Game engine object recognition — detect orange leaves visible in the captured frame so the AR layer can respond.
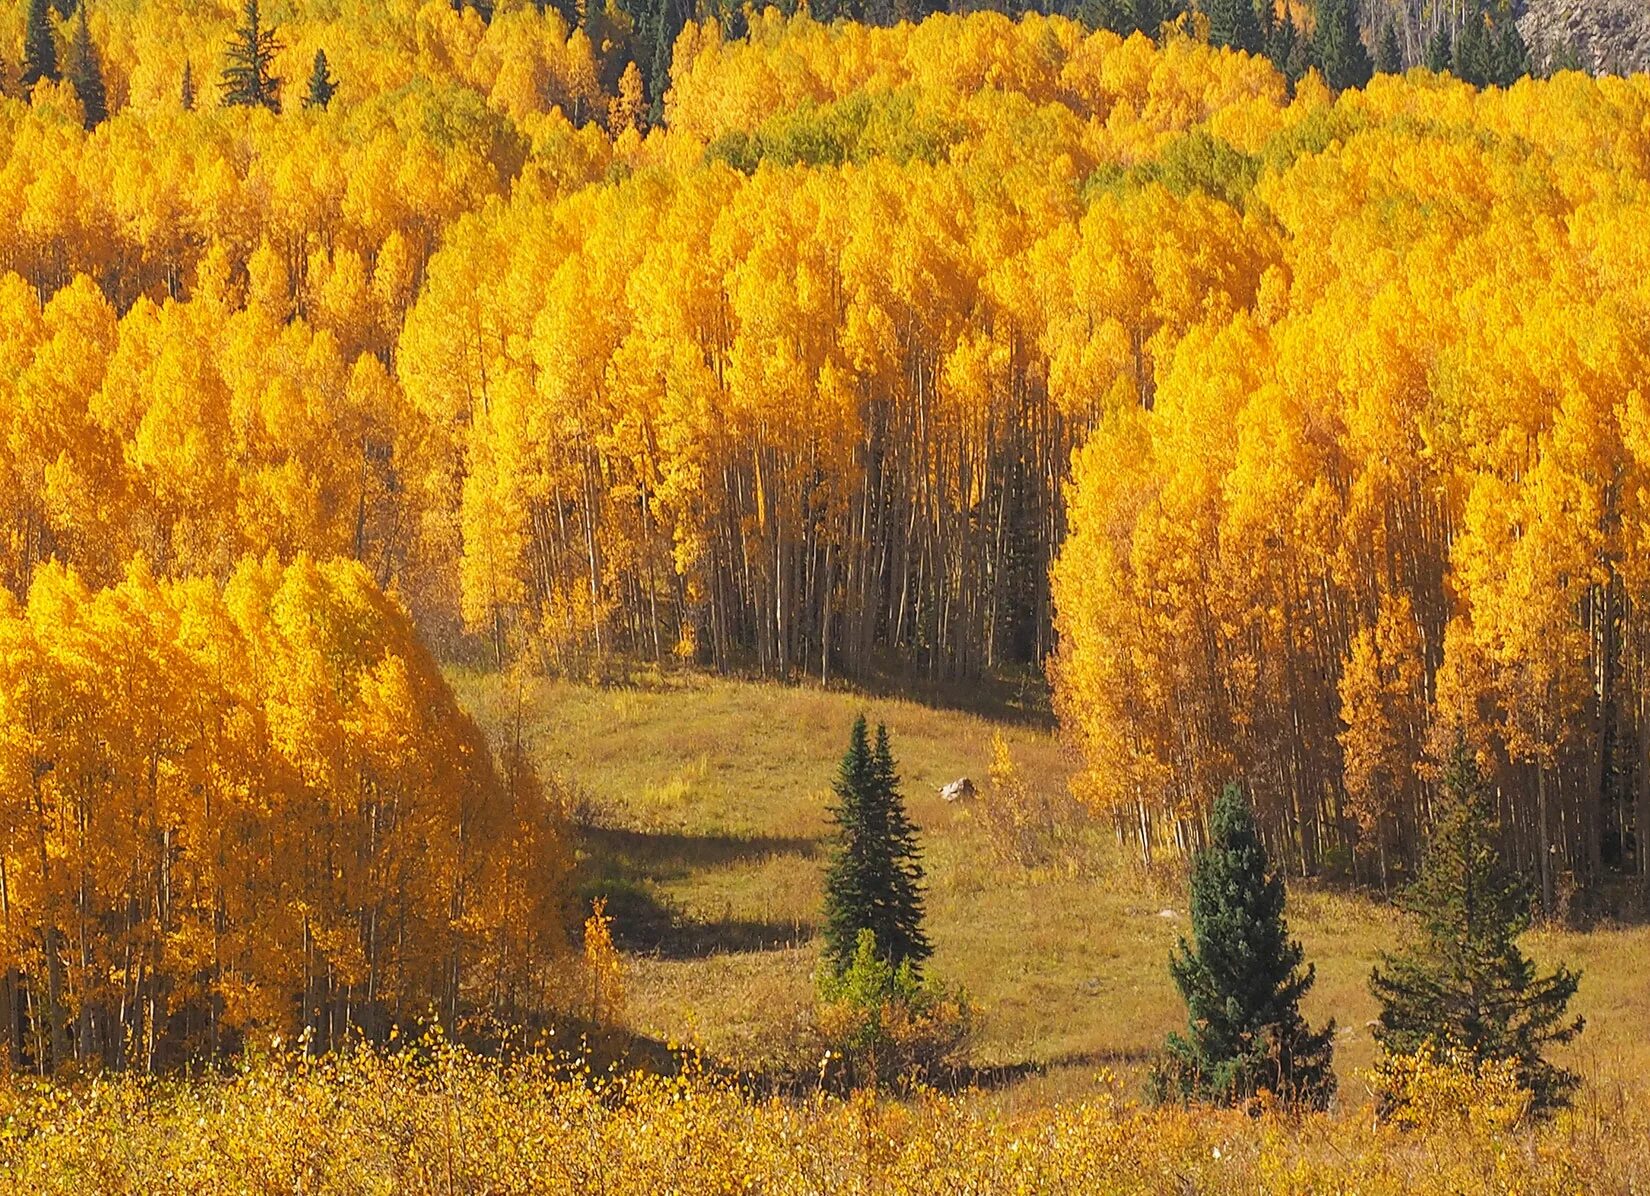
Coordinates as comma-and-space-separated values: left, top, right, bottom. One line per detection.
0, 556, 574, 1067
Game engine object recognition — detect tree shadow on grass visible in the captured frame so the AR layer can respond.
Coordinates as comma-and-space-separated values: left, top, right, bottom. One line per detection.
580, 824, 819, 883
577, 847, 816, 960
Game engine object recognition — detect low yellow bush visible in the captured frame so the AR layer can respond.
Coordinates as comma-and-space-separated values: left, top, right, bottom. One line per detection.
0, 1046, 1640, 1194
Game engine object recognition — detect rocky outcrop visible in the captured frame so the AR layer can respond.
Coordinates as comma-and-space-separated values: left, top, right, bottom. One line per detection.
1518, 0, 1650, 74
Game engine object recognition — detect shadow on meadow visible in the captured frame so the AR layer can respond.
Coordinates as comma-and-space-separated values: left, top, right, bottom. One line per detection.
578, 825, 819, 959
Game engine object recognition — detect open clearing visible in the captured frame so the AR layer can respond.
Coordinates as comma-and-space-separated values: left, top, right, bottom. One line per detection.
454, 668, 1650, 1105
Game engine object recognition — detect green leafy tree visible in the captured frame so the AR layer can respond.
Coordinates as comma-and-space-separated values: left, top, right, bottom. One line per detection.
1370, 742, 1584, 1115
63, 3, 105, 127
1375, 20, 1402, 73
304, 48, 336, 109
20, 0, 58, 90
815, 929, 970, 1091
822, 716, 931, 976
1312, 0, 1372, 90
1152, 784, 1336, 1110
220, 0, 282, 111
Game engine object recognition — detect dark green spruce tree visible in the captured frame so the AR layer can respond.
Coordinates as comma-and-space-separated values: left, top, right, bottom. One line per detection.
1375, 20, 1402, 73
1266, 7, 1303, 87
1152, 784, 1336, 1110
1452, 8, 1492, 85
1491, 16, 1529, 84
63, 3, 105, 127
1424, 21, 1452, 71
181, 58, 196, 110
20, 0, 58, 90
822, 716, 931, 976
220, 0, 282, 111
1205, 0, 1261, 55
304, 48, 336, 109
1369, 741, 1584, 1114
1312, 0, 1372, 91
646, 0, 678, 125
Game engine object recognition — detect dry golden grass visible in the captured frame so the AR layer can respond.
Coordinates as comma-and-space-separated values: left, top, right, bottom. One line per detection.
3, 1044, 1648, 1194
450, 668, 1650, 1110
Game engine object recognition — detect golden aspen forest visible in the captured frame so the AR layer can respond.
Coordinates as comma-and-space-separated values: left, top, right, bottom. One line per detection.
4, 0, 1650, 1185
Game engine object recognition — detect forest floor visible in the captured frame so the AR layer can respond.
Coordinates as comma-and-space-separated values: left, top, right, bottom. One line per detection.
451, 667, 1650, 1110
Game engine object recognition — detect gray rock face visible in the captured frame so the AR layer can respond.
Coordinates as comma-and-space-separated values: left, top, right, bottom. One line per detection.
1519, 0, 1650, 75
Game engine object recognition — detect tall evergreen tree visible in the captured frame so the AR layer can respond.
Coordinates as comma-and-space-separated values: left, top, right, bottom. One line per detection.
1370, 742, 1584, 1114
220, 0, 282, 111
1312, 0, 1372, 90
1452, 8, 1492, 85
180, 58, 195, 110
646, 0, 677, 123
1375, 20, 1402, 73
1492, 17, 1529, 84
20, 0, 58, 90
1152, 784, 1336, 1110
822, 716, 931, 976
304, 48, 336, 109
1424, 21, 1452, 71
1205, 0, 1261, 54
63, 3, 105, 127
1266, 6, 1301, 85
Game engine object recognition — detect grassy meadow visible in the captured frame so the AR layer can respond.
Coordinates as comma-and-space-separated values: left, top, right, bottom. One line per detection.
451, 668, 1650, 1109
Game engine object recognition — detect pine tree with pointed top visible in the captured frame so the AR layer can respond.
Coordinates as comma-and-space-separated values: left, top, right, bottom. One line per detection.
1453, 8, 1492, 85
1370, 741, 1584, 1115
1266, 4, 1302, 86
20, 0, 58, 90
1492, 16, 1529, 85
180, 58, 195, 109
1151, 784, 1336, 1110
220, 0, 282, 111
822, 716, 931, 977
1375, 20, 1402, 73
1424, 21, 1453, 71
870, 722, 929, 972
1312, 0, 1372, 90
304, 47, 336, 109
63, 2, 104, 127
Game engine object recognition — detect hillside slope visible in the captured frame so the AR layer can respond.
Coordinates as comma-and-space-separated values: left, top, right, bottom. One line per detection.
1520, 0, 1650, 72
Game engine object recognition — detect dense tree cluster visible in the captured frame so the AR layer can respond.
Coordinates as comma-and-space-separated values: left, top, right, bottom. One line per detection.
0, 556, 571, 1072
1053, 63, 1650, 903
5, 3, 1648, 923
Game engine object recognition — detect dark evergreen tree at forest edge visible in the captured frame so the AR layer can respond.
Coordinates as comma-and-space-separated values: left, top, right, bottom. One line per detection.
305, 47, 337, 109
1370, 741, 1584, 1115
1152, 784, 1336, 1110
221, 0, 282, 111
21, 0, 58, 89
64, 2, 105, 127
822, 716, 931, 976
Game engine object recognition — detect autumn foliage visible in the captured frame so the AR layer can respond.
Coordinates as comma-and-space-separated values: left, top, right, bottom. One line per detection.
0, 556, 572, 1071
4, 0, 1650, 1076
0, 1043, 1642, 1193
